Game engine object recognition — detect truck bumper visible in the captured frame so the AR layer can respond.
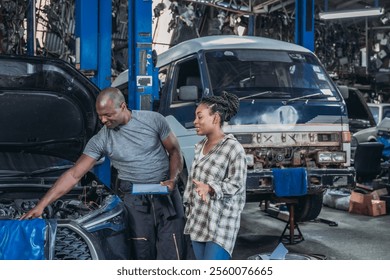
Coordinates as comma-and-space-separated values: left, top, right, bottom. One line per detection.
246, 167, 355, 201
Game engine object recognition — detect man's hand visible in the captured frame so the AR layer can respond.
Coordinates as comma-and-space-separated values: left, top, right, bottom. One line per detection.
20, 206, 44, 220
161, 178, 176, 192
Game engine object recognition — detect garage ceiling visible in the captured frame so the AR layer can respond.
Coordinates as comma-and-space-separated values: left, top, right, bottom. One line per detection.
180, 0, 390, 14
1, 0, 388, 92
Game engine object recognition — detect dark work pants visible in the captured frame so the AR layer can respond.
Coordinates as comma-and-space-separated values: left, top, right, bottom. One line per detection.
122, 187, 187, 260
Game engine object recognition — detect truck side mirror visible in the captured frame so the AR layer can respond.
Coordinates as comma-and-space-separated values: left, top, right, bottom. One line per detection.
178, 85, 198, 101
338, 85, 349, 100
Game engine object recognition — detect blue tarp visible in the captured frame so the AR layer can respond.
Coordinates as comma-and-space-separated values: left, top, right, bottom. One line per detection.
0, 219, 46, 260
377, 136, 390, 159
272, 168, 308, 197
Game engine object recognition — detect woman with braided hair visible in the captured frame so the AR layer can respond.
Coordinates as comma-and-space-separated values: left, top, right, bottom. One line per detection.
183, 91, 247, 260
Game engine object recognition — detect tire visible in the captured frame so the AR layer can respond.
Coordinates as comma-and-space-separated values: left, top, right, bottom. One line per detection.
293, 193, 324, 222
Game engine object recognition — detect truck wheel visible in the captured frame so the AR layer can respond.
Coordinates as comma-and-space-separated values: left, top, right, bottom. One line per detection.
293, 193, 324, 222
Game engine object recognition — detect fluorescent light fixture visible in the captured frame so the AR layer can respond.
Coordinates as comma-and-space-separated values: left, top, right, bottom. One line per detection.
319, 7, 384, 20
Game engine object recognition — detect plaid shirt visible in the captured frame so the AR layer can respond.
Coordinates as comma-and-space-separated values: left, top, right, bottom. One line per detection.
183, 134, 247, 256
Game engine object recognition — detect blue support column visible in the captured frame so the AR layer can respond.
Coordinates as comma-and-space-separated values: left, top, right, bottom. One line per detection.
92, 0, 112, 89
92, 0, 113, 186
295, 0, 315, 51
248, 15, 255, 36
75, 0, 112, 186
26, 0, 36, 56
127, 0, 136, 109
75, 0, 98, 70
128, 0, 156, 110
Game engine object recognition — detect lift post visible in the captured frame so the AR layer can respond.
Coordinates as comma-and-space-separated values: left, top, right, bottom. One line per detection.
75, 0, 112, 186
295, 0, 315, 51
127, 0, 159, 110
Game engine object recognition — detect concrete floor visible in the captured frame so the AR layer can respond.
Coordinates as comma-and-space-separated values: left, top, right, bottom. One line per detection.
232, 202, 390, 260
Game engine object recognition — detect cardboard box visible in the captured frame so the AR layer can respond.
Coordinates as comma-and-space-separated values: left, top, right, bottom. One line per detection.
349, 191, 371, 215
370, 200, 386, 216
349, 188, 388, 216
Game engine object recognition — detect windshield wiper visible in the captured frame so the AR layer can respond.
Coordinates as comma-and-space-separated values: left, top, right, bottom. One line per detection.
283, 92, 324, 104
238, 91, 273, 100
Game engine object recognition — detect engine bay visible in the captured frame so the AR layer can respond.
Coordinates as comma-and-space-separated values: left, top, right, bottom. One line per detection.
0, 180, 113, 220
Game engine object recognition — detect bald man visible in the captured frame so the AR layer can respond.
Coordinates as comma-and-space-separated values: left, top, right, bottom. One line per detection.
21, 87, 187, 260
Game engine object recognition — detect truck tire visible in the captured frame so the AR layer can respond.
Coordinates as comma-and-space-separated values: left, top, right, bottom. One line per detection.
293, 193, 324, 222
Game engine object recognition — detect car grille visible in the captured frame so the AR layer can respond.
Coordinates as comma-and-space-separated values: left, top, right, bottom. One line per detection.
54, 227, 93, 260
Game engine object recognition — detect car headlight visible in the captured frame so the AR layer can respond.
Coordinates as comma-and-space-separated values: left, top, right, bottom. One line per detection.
316, 151, 346, 163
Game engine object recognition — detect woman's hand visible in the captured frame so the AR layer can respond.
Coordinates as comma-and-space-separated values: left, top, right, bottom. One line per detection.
193, 179, 214, 202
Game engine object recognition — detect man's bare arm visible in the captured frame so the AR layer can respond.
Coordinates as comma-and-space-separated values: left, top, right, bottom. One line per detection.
161, 132, 183, 191
20, 154, 97, 219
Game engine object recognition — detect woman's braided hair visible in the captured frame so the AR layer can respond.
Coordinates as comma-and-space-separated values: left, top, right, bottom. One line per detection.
200, 91, 239, 125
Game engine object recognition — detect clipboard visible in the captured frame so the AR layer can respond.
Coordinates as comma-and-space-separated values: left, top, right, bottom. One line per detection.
131, 184, 169, 195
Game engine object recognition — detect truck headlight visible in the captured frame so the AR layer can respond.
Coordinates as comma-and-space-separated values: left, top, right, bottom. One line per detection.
316, 151, 346, 163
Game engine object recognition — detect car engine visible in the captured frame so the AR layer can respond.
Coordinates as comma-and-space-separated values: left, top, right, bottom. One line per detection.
0, 180, 112, 220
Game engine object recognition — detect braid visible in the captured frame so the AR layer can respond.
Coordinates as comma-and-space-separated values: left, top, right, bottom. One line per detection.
221, 91, 239, 121
200, 91, 239, 124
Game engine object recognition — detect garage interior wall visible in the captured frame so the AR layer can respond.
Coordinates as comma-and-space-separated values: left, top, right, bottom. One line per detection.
1, 0, 389, 97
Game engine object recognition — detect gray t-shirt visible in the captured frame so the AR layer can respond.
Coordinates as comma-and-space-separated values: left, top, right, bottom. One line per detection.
83, 110, 171, 183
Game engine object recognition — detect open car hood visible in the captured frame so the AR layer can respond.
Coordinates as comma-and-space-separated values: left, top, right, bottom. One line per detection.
0, 55, 100, 162
345, 88, 376, 134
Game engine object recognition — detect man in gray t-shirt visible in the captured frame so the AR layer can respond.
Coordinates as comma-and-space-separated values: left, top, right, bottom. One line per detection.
84, 109, 171, 184
22, 87, 187, 260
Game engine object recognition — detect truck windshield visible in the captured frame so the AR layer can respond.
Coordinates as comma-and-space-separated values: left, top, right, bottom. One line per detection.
205, 49, 339, 100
